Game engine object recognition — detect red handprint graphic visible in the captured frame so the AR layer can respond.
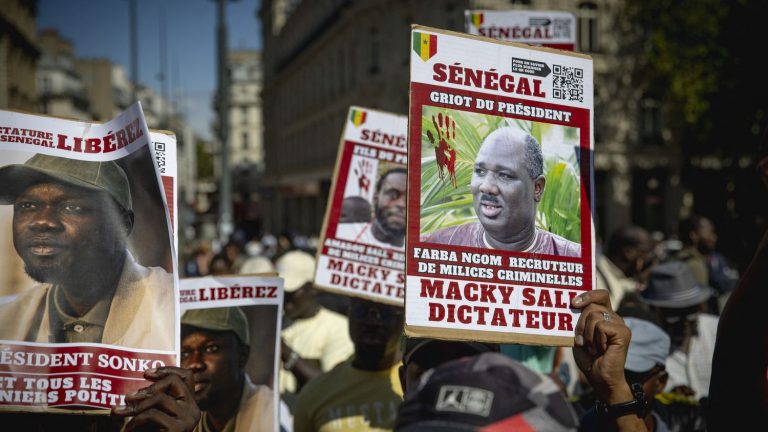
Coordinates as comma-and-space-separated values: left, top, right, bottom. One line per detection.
353, 159, 373, 194
426, 113, 458, 188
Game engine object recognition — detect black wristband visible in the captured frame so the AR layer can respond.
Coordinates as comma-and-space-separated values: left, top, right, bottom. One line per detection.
595, 383, 647, 419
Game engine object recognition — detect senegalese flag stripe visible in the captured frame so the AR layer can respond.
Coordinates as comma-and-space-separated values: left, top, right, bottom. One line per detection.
350, 109, 367, 126
471, 13, 484, 27
412, 32, 437, 62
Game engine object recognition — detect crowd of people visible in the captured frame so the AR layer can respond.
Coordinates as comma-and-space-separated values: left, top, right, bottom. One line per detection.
162, 210, 756, 432
0, 134, 762, 431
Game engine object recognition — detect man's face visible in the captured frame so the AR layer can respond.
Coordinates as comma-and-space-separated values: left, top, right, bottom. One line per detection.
470, 137, 544, 242
180, 327, 245, 410
657, 305, 700, 348
12, 182, 127, 284
373, 172, 407, 236
349, 299, 403, 358
694, 218, 718, 254
283, 284, 316, 321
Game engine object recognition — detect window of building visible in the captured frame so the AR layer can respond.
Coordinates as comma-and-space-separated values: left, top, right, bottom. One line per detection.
242, 132, 248, 150
578, 2, 598, 52
640, 96, 662, 143
369, 27, 380, 75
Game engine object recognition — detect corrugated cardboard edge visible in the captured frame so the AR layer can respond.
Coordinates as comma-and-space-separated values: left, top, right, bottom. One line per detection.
312, 106, 406, 307
411, 24, 592, 60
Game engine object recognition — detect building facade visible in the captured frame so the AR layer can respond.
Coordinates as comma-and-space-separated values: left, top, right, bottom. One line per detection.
36, 29, 91, 120
75, 58, 132, 121
0, 0, 39, 111
228, 50, 265, 169
259, 0, 681, 239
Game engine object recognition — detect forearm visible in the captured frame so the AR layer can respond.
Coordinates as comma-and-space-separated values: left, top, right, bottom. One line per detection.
287, 357, 323, 388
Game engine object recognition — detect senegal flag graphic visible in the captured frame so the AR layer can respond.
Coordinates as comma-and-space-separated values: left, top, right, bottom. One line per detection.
350, 109, 367, 126
412, 31, 437, 62
471, 13, 484, 28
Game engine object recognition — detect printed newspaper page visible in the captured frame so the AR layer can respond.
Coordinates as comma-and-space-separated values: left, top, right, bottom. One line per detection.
180, 275, 283, 432
406, 26, 594, 345
0, 104, 178, 412
315, 106, 407, 305
465, 10, 576, 50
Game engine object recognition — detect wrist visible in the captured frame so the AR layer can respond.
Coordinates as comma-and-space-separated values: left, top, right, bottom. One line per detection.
603, 381, 634, 405
595, 382, 648, 420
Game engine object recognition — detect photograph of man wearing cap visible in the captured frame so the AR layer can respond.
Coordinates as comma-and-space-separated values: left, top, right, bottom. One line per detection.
0, 154, 173, 349
276, 250, 353, 401
640, 261, 718, 400
181, 307, 274, 432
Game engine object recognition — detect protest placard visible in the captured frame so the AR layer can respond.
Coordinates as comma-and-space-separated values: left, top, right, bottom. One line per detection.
148, 129, 178, 244
315, 106, 407, 305
180, 275, 282, 432
0, 104, 178, 412
465, 10, 576, 50
406, 26, 594, 346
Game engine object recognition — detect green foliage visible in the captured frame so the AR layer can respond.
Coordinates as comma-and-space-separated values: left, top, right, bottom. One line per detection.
419, 107, 581, 243
196, 139, 215, 179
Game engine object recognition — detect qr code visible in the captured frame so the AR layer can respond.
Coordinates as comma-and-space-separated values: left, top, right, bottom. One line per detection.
153, 141, 166, 174
553, 18, 572, 39
552, 64, 584, 103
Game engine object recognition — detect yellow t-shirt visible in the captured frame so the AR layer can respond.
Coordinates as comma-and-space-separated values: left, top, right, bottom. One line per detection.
281, 307, 354, 394
292, 360, 403, 432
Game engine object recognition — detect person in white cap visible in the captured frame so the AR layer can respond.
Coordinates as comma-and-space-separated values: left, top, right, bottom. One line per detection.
277, 250, 354, 404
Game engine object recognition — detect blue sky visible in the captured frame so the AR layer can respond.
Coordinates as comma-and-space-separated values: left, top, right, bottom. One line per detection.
38, 0, 263, 139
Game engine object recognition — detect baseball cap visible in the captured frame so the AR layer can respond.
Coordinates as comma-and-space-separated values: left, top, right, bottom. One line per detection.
624, 317, 670, 373
239, 256, 276, 275
0, 154, 132, 211
396, 352, 578, 431
640, 261, 713, 308
181, 307, 250, 346
403, 338, 500, 367
275, 250, 315, 292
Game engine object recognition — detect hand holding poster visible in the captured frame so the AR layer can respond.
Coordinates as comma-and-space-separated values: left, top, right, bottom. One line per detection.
314, 107, 407, 305
465, 10, 576, 50
0, 104, 177, 412
406, 26, 594, 345
180, 275, 282, 432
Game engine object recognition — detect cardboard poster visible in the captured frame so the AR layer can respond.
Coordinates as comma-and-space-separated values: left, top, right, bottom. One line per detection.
179, 275, 282, 432
0, 104, 178, 412
465, 10, 576, 50
406, 26, 594, 345
148, 129, 178, 247
315, 107, 407, 305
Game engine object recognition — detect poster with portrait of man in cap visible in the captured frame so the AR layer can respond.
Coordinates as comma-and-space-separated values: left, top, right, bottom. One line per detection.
179, 275, 283, 432
314, 106, 407, 306
406, 26, 594, 346
0, 104, 177, 413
